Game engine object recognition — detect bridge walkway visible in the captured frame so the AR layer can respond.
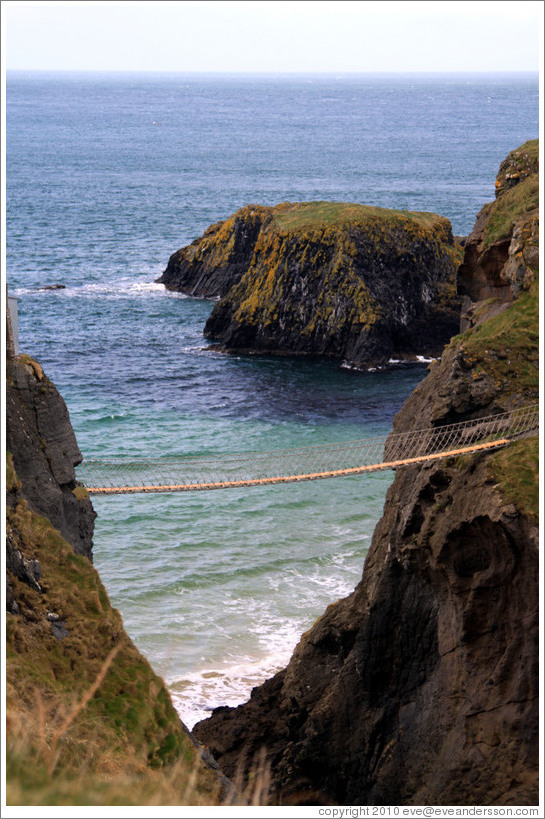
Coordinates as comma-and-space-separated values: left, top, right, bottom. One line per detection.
76, 404, 538, 496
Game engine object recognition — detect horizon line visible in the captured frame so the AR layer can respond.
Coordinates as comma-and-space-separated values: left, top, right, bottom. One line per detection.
5, 68, 540, 76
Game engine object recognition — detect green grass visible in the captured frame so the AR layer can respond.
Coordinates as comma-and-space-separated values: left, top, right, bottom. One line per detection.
487, 437, 539, 523
272, 201, 445, 232
454, 280, 539, 400
482, 175, 539, 249
517, 138, 539, 163
6, 495, 224, 805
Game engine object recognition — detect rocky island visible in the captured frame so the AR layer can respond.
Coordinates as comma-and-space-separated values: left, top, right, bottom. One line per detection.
192, 141, 539, 805
157, 201, 463, 369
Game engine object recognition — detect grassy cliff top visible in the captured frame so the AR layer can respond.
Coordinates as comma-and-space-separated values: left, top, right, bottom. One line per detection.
515, 138, 539, 165
271, 201, 448, 233
457, 280, 539, 400
495, 138, 539, 190
481, 138, 539, 249
482, 174, 539, 248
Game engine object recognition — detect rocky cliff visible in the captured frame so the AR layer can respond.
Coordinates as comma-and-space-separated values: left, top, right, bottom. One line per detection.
192, 144, 539, 806
158, 202, 462, 369
458, 139, 538, 316
5, 355, 227, 806
6, 355, 95, 565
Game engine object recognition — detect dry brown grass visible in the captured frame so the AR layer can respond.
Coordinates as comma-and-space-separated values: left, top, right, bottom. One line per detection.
6, 643, 271, 806
5, 498, 228, 806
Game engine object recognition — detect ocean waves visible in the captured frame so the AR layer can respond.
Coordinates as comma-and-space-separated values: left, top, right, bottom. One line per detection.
13, 276, 179, 300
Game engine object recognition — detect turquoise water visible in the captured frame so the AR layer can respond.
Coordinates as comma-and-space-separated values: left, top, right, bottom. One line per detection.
6, 71, 539, 726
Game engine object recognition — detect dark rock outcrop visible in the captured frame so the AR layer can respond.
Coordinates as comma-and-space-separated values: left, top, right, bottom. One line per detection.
195, 449, 538, 806
158, 202, 463, 369
157, 208, 267, 298
6, 355, 95, 561
194, 306, 539, 807
193, 144, 539, 806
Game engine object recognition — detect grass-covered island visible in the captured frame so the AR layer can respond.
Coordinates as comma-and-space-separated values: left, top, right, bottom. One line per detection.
158, 201, 463, 369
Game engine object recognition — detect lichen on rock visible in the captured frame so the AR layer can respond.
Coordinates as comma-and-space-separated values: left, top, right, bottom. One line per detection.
158, 201, 463, 369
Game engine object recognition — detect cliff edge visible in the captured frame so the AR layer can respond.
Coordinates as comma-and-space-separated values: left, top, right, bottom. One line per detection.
192, 144, 539, 806
158, 202, 462, 369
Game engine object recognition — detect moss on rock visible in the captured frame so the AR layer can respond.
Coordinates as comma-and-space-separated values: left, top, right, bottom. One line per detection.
494, 138, 539, 199
487, 436, 539, 523
159, 200, 462, 369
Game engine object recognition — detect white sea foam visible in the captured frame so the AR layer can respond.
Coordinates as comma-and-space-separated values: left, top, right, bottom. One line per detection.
166, 560, 367, 731
340, 360, 364, 372
169, 649, 296, 729
14, 278, 180, 300
72, 279, 169, 298
344, 356, 436, 372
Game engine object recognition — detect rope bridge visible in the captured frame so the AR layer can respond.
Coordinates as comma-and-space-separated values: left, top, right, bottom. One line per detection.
77, 404, 538, 495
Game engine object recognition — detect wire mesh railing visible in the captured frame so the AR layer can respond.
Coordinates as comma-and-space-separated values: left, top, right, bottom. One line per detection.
76, 403, 539, 494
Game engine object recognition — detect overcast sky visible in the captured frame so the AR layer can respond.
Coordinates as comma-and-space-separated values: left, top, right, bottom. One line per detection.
1, 0, 543, 73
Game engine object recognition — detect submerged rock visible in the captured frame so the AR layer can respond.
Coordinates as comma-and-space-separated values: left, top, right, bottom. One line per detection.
158, 202, 463, 369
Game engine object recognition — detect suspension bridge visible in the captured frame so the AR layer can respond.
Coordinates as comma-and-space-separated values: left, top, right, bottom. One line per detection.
76, 404, 539, 496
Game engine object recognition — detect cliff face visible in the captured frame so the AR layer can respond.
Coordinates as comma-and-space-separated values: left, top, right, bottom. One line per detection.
192, 144, 539, 806
5, 356, 226, 805
158, 207, 268, 298
6, 355, 95, 564
158, 202, 462, 369
458, 140, 538, 317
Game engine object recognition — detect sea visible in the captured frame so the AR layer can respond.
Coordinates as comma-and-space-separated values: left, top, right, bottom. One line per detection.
5, 71, 539, 728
